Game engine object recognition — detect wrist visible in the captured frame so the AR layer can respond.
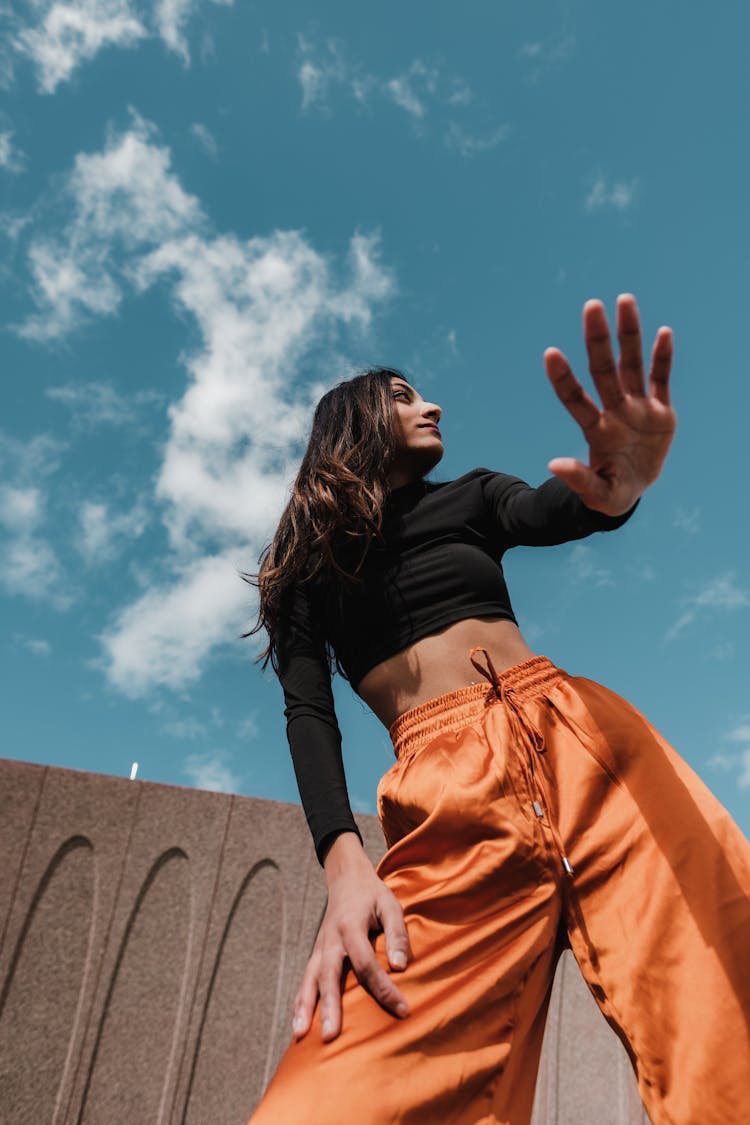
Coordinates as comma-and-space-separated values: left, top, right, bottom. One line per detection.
322, 830, 371, 884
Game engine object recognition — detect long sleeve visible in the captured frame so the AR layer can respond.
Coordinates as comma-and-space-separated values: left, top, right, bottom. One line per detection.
276, 579, 363, 866
479, 470, 639, 548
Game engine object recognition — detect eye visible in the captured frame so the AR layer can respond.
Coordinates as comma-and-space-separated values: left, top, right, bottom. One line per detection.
393, 389, 410, 401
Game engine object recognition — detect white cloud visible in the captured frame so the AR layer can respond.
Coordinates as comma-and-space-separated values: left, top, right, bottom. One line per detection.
183, 749, 241, 793
518, 35, 575, 79
666, 571, 750, 641
99, 548, 249, 695
0, 211, 32, 242
0, 485, 43, 532
19, 112, 204, 340
236, 714, 258, 740
710, 723, 750, 790
26, 637, 52, 655
585, 174, 638, 213
739, 750, 750, 789
297, 34, 348, 111
155, 0, 233, 65
567, 542, 614, 588
296, 36, 474, 136
444, 121, 509, 158
386, 60, 439, 120
674, 506, 700, 534
20, 116, 394, 695
0, 129, 25, 173
0, 436, 71, 609
131, 226, 392, 552
9, 0, 234, 90
0, 490, 70, 608
13, 0, 147, 94
46, 379, 163, 428
190, 121, 219, 159
77, 497, 149, 564
161, 716, 209, 739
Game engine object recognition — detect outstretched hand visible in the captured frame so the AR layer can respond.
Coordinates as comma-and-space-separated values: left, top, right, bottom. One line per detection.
544, 294, 676, 517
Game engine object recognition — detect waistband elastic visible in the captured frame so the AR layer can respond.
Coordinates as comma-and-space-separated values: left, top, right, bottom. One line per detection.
389, 654, 564, 760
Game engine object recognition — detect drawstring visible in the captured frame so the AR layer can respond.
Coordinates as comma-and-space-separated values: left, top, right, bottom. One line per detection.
469, 647, 575, 879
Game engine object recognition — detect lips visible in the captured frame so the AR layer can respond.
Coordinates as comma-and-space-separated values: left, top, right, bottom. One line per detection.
418, 424, 441, 435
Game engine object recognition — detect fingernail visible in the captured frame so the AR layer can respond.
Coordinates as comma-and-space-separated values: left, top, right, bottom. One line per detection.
396, 1001, 409, 1018
292, 1016, 305, 1035
391, 950, 407, 969
322, 1019, 334, 1038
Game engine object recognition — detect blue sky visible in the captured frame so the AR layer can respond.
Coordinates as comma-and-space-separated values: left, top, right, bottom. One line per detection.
1, 0, 748, 839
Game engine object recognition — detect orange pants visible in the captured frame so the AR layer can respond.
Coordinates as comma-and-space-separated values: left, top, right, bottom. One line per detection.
250, 654, 750, 1125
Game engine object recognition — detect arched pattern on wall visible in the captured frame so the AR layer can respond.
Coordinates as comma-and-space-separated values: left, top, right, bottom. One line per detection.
0, 836, 96, 1125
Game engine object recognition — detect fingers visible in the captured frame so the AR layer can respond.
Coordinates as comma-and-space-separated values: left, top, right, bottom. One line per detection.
292, 956, 321, 1040
379, 890, 413, 972
317, 955, 347, 1041
649, 325, 673, 406
291, 919, 412, 1044
583, 299, 626, 410
544, 347, 601, 434
616, 293, 646, 396
548, 296, 673, 416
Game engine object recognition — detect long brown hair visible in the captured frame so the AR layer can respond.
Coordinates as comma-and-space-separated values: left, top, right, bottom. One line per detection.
243, 367, 404, 671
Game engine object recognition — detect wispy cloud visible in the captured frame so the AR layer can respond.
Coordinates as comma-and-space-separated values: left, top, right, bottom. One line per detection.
183, 749, 241, 793
18, 109, 204, 341
567, 542, 614, 588
13, 0, 148, 95
666, 571, 750, 641
674, 506, 700, 535
26, 637, 52, 655
295, 35, 485, 150
0, 431, 70, 608
11, 632, 53, 656
161, 715, 209, 739
297, 34, 348, 112
155, 0, 233, 66
190, 121, 219, 159
385, 60, 438, 120
46, 379, 164, 428
10, 0, 234, 92
76, 497, 149, 564
518, 34, 575, 83
444, 121, 509, 158
236, 714, 259, 740
585, 174, 638, 213
0, 129, 25, 173
0, 483, 70, 607
709, 722, 750, 790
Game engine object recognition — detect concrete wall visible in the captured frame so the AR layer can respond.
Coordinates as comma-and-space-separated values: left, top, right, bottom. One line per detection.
0, 758, 650, 1124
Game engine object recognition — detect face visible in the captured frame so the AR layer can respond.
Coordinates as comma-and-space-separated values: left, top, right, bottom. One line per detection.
389, 377, 444, 483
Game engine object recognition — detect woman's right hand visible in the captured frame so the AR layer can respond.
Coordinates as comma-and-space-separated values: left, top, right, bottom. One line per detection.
291, 832, 413, 1043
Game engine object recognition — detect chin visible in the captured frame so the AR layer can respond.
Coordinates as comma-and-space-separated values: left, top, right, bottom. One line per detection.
418, 444, 444, 474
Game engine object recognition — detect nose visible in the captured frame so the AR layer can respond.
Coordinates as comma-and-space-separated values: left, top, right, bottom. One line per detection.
422, 401, 442, 423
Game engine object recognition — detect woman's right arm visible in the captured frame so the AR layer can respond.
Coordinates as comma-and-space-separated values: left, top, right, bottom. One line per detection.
276, 580, 413, 1040
292, 831, 412, 1042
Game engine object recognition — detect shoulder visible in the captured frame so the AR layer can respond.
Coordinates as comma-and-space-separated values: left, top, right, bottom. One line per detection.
428, 467, 527, 499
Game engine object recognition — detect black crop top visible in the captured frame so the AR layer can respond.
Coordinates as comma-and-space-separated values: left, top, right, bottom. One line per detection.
275, 468, 639, 864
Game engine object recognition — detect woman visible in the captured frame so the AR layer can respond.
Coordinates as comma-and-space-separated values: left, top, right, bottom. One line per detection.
247, 295, 750, 1125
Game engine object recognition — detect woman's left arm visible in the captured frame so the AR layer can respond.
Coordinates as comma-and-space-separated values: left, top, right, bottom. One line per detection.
543, 294, 676, 518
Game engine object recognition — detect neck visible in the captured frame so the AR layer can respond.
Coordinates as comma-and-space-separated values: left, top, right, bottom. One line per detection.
387, 469, 425, 491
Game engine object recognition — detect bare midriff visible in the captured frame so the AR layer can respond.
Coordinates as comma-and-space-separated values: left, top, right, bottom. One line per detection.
355, 617, 538, 730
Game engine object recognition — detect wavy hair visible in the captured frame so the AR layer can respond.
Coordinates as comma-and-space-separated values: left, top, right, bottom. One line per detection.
243, 367, 404, 671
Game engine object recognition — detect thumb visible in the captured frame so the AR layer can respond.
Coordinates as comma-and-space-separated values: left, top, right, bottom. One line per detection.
548, 458, 610, 508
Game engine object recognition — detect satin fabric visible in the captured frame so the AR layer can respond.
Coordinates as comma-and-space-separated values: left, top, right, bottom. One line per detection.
249, 654, 750, 1125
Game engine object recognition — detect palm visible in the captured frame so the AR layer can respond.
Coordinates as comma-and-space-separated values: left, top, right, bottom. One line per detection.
544, 295, 676, 517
